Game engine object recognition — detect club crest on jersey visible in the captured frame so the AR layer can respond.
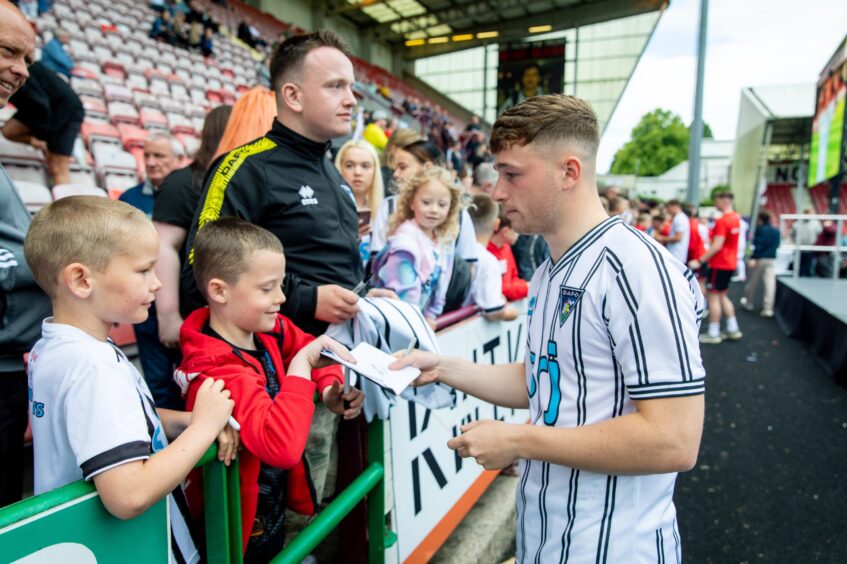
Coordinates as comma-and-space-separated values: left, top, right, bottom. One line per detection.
558, 286, 584, 326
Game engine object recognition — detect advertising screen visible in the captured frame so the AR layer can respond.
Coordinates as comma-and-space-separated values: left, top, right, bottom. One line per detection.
808, 37, 847, 187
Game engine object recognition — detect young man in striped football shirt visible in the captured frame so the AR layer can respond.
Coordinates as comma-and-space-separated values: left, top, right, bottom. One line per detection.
393, 94, 706, 563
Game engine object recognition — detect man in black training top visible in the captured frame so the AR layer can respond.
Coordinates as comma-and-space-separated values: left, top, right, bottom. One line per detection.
182, 30, 364, 336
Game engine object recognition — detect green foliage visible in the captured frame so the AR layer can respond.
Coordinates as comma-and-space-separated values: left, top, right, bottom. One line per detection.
610, 109, 714, 176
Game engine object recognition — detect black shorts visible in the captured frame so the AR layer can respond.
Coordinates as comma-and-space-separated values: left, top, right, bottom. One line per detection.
706, 268, 734, 293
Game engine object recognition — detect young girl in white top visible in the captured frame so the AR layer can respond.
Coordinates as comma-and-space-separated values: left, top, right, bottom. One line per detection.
373, 166, 462, 328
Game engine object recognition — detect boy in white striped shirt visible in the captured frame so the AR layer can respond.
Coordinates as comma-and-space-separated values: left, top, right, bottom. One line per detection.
393, 95, 705, 563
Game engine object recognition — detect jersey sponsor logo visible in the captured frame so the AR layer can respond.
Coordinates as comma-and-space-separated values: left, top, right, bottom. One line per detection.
558, 286, 584, 327
299, 185, 318, 206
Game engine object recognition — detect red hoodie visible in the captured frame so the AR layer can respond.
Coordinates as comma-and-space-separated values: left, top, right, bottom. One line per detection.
486, 241, 528, 301
178, 307, 343, 552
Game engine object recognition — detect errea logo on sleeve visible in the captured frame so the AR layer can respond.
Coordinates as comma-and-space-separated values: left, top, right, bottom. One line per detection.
299, 185, 318, 206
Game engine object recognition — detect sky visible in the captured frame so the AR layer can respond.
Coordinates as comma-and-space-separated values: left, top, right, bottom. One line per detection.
596, 0, 847, 174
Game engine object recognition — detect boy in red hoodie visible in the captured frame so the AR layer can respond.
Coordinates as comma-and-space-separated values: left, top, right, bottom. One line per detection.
176, 217, 363, 561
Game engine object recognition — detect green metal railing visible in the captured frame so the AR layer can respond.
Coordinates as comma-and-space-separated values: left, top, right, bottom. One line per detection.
272, 418, 389, 563
1, 420, 392, 563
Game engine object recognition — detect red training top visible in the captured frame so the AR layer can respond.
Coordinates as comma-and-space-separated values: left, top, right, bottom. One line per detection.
707, 211, 741, 270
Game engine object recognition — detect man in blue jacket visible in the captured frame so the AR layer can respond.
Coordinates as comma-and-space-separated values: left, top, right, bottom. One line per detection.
741, 209, 781, 318
40, 27, 73, 78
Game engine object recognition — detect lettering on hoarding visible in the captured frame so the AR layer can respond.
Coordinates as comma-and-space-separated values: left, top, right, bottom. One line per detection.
408, 328, 523, 515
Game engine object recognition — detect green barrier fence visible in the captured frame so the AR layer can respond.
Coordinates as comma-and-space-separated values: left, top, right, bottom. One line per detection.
0, 420, 390, 563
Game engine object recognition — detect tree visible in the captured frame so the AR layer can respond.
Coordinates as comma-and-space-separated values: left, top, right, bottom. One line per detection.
610, 109, 715, 176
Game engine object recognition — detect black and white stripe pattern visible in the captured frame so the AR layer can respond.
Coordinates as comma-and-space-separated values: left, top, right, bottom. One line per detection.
515, 216, 705, 562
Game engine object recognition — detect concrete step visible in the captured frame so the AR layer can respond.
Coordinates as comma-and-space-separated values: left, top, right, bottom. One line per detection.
431, 474, 518, 564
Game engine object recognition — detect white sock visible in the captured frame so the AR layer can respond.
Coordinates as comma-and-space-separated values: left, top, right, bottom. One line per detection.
708, 322, 720, 337
726, 317, 739, 333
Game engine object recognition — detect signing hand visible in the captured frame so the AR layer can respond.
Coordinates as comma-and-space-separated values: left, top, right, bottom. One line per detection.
447, 419, 520, 470
389, 349, 440, 387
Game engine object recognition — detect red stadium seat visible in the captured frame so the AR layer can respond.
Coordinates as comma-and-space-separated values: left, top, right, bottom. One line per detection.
81, 121, 120, 147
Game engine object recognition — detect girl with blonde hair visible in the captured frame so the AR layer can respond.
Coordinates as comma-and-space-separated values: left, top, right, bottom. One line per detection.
372, 166, 463, 327
335, 139, 384, 265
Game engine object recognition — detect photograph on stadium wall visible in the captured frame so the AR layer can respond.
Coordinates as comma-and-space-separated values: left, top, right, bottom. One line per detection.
808, 35, 847, 187
497, 39, 565, 115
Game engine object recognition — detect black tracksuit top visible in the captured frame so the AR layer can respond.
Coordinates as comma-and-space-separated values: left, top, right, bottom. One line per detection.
181, 120, 363, 335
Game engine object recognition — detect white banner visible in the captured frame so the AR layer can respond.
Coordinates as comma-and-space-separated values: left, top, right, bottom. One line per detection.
388, 306, 529, 562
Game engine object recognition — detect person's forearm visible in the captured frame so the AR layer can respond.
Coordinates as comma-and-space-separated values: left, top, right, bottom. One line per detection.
437, 357, 528, 408
157, 408, 190, 440
94, 424, 218, 519
155, 244, 182, 321
514, 398, 703, 474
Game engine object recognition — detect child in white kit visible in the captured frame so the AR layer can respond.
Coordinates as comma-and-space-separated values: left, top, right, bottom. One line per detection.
24, 196, 235, 563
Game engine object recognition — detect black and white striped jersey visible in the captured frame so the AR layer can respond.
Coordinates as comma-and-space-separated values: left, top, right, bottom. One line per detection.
29, 320, 200, 564
517, 216, 705, 563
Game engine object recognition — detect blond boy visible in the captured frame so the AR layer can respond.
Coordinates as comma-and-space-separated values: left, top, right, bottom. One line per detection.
24, 196, 235, 563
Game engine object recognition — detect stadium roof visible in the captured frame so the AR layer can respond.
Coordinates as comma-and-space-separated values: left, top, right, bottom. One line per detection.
331, 0, 668, 59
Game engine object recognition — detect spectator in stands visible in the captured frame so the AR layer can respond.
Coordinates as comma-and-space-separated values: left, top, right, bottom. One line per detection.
488, 205, 529, 301
372, 166, 462, 328
465, 194, 518, 321
0, 1, 51, 507
177, 218, 361, 560
470, 161, 497, 195
24, 196, 235, 563
211, 86, 276, 160
334, 140, 384, 265
380, 127, 421, 189
40, 27, 73, 79
200, 26, 214, 58
120, 133, 185, 407
363, 109, 389, 153
654, 199, 690, 265
149, 9, 176, 44
689, 192, 743, 344
741, 209, 780, 318
791, 208, 822, 277
3, 61, 84, 186
445, 138, 463, 174
120, 133, 185, 216
153, 105, 232, 351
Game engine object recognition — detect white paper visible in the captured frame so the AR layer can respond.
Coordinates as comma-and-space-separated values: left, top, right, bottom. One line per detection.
321, 342, 420, 395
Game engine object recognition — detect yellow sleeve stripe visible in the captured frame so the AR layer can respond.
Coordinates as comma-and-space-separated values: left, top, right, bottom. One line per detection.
188, 137, 277, 264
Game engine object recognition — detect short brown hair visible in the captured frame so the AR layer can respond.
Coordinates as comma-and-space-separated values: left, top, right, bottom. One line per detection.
269, 30, 350, 93
24, 196, 151, 298
715, 191, 734, 200
490, 94, 599, 157
192, 217, 284, 299
467, 193, 499, 235
666, 199, 681, 209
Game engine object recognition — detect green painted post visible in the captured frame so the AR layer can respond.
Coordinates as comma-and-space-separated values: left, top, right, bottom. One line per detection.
226, 458, 243, 564
202, 447, 231, 564
368, 419, 386, 564
270, 463, 384, 564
